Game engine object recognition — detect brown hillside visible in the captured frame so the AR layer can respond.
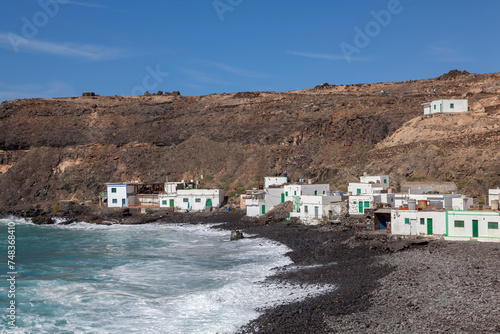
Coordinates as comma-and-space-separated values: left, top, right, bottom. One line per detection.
1, 70, 500, 208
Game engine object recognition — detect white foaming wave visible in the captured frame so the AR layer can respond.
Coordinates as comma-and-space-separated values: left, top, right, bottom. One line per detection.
0, 217, 32, 225
11, 223, 336, 333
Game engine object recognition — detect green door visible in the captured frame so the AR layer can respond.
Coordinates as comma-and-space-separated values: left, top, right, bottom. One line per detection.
169, 199, 174, 208
261, 205, 266, 215
206, 199, 212, 207
122, 199, 126, 207
281, 193, 285, 203
358, 202, 363, 213
472, 220, 479, 238
427, 218, 433, 235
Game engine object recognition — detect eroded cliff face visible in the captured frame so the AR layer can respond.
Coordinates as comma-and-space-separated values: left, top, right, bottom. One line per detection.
1, 70, 500, 208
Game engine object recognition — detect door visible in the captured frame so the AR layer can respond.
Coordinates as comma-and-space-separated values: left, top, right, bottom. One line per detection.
169, 199, 174, 208
206, 199, 212, 207
314, 206, 319, 218
380, 216, 387, 230
427, 218, 433, 235
122, 198, 126, 207
281, 193, 285, 203
261, 205, 266, 215
472, 220, 479, 238
358, 201, 363, 213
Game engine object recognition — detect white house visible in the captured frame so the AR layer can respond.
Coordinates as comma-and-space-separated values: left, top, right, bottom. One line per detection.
391, 209, 445, 236
284, 184, 330, 202
348, 193, 395, 215
159, 189, 224, 211
265, 187, 284, 213
394, 193, 463, 209
290, 195, 343, 225
245, 191, 266, 217
391, 209, 500, 242
359, 175, 390, 189
488, 189, 500, 207
423, 99, 468, 115
348, 183, 384, 196
106, 184, 135, 208
264, 176, 288, 189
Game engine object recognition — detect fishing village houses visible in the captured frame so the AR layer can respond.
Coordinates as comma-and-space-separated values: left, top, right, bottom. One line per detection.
103, 99, 499, 242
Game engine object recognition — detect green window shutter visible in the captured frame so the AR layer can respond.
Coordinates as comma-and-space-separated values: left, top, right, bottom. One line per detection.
111, 188, 117, 193
357, 189, 361, 194
183, 198, 188, 202
364, 201, 370, 208
454, 220, 465, 228
420, 218, 424, 225
405, 218, 410, 224
286, 192, 288, 196
314, 191, 317, 195
488, 222, 499, 229
294, 191, 296, 195
384, 179, 387, 184
195, 198, 201, 203
162, 200, 167, 205
450, 103, 454, 109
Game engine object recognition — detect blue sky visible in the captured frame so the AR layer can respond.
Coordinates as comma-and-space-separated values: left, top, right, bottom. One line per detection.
1, 0, 499, 101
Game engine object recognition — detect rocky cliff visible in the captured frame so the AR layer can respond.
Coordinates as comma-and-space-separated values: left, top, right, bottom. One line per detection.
1, 70, 500, 209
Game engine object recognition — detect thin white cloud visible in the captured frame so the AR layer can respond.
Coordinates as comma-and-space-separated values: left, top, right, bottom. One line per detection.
0, 32, 125, 60
0, 82, 76, 102
195, 60, 268, 79
429, 43, 474, 62
181, 69, 231, 85
59, 1, 108, 9
287, 50, 370, 62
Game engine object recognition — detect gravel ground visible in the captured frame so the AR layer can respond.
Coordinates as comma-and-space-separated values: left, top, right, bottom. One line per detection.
325, 241, 500, 333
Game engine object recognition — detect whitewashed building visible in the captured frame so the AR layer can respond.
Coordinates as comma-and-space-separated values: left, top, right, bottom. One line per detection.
359, 175, 390, 189
348, 193, 395, 215
423, 99, 468, 115
391, 209, 500, 242
488, 189, 500, 207
159, 188, 224, 211
106, 184, 135, 208
290, 195, 343, 225
245, 191, 266, 217
394, 193, 463, 209
264, 176, 288, 189
348, 183, 384, 195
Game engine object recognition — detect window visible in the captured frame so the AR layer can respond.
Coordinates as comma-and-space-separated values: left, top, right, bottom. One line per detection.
195, 198, 201, 203
111, 188, 117, 193
357, 189, 361, 194
434, 105, 436, 110
112, 199, 117, 204
304, 206, 308, 213
183, 198, 189, 203
286, 191, 288, 196
405, 218, 410, 224
450, 103, 454, 109
323, 191, 326, 194
420, 218, 424, 225
384, 179, 387, 184
454, 220, 465, 228
364, 201, 370, 208
488, 222, 499, 229
294, 191, 296, 195
314, 191, 318, 195
162, 200, 167, 205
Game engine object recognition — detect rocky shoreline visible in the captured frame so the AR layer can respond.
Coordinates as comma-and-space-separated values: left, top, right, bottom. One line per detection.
2, 207, 498, 333
213, 218, 499, 333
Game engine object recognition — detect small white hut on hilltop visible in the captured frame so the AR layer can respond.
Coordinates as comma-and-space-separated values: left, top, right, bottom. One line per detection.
423, 99, 468, 115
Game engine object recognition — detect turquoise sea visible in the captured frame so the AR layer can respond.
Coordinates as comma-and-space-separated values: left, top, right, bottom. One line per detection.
0, 218, 334, 334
